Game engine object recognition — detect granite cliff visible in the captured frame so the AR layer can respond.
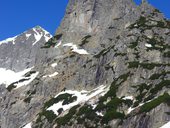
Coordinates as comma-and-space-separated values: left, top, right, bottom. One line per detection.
0, 0, 170, 128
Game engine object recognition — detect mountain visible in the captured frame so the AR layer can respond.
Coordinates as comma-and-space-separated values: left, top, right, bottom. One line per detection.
0, 0, 170, 128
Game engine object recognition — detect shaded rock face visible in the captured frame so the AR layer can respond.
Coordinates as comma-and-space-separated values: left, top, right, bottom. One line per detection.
0, 0, 170, 128
0, 26, 52, 71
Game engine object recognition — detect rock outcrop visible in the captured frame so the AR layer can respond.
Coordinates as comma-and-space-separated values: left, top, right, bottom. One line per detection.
0, 0, 170, 128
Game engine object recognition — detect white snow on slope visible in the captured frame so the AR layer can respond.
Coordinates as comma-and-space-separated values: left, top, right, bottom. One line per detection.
0, 67, 39, 89
0, 26, 52, 46
96, 111, 104, 117
51, 63, 58, 68
127, 98, 156, 114
15, 71, 39, 89
32, 27, 52, 46
63, 43, 89, 55
43, 29, 52, 42
55, 40, 62, 48
0, 36, 17, 45
22, 122, 32, 128
43, 72, 58, 78
26, 34, 32, 39
49, 72, 58, 77
160, 121, 170, 128
145, 43, 152, 48
47, 85, 109, 115
122, 96, 133, 100
32, 28, 42, 46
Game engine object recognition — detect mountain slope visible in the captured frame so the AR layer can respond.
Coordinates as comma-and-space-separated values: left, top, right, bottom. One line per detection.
0, 0, 170, 128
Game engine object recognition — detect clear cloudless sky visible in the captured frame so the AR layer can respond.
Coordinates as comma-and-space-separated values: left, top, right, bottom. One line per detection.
0, 0, 170, 41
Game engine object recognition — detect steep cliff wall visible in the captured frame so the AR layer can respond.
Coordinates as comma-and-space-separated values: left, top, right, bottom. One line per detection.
0, 0, 170, 128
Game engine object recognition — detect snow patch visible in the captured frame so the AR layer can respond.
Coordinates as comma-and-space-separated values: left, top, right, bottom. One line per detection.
127, 97, 157, 114
55, 40, 62, 48
125, 22, 131, 28
47, 85, 109, 116
43, 28, 52, 42
43, 72, 58, 78
32, 28, 42, 46
63, 43, 89, 55
122, 96, 133, 100
32, 27, 52, 46
160, 121, 170, 128
96, 111, 104, 117
127, 107, 135, 114
49, 72, 58, 77
51, 63, 58, 68
127, 103, 144, 114
91, 104, 97, 109
145, 43, 152, 48
26, 34, 32, 39
0, 36, 17, 45
0, 67, 38, 89
15, 71, 39, 89
22, 122, 32, 128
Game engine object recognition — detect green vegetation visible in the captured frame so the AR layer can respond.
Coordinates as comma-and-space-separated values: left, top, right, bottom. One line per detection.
53, 72, 132, 126
115, 53, 127, 57
44, 93, 75, 109
27, 90, 36, 95
164, 51, 170, 57
23, 96, 32, 103
137, 83, 150, 94
57, 108, 63, 115
166, 112, 170, 115
56, 105, 80, 126
129, 13, 170, 34
133, 52, 140, 59
35, 92, 78, 125
24, 71, 36, 77
139, 93, 170, 113
129, 16, 146, 29
128, 61, 170, 70
102, 110, 125, 123
54, 34, 63, 40
62, 96, 77, 105
132, 83, 151, 107
129, 37, 140, 49
41, 34, 62, 48
39, 110, 57, 123
77, 105, 93, 116
94, 45, 115, 58
140, 63, 160, 70
6, 84, 16, 92
149, 71, 170, 80
24, 90, 36, 103
128, 61, 139, 68
150, 80, 170, 94
95, 73, 132, 123
79, 35, 91, 46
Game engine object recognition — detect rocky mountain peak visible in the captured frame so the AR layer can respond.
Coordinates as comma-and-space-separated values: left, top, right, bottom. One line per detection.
0, 26, 52, 72
57, 0, 137, 35
1, 1, 170, 128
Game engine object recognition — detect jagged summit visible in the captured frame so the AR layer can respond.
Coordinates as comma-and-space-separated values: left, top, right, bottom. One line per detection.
0, 26, 52, 72
57, 0, 137, 35
0, 26, 52, 46
0, 0, 170, 128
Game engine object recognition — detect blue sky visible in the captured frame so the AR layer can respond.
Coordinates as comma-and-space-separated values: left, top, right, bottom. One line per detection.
0, 0, 170, 41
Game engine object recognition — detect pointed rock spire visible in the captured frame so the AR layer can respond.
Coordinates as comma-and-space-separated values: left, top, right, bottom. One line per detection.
142, 0, 148, 4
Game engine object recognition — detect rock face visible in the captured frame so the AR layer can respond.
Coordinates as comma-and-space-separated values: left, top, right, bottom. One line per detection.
0, 0, 170, 128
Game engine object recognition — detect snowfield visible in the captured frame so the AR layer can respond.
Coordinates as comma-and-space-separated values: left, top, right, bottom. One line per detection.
0, 67, 39, 89
47, 85, 109, 115
22, 122, 32, 128
160, 121, 170, 128
63, 43, 89, 55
